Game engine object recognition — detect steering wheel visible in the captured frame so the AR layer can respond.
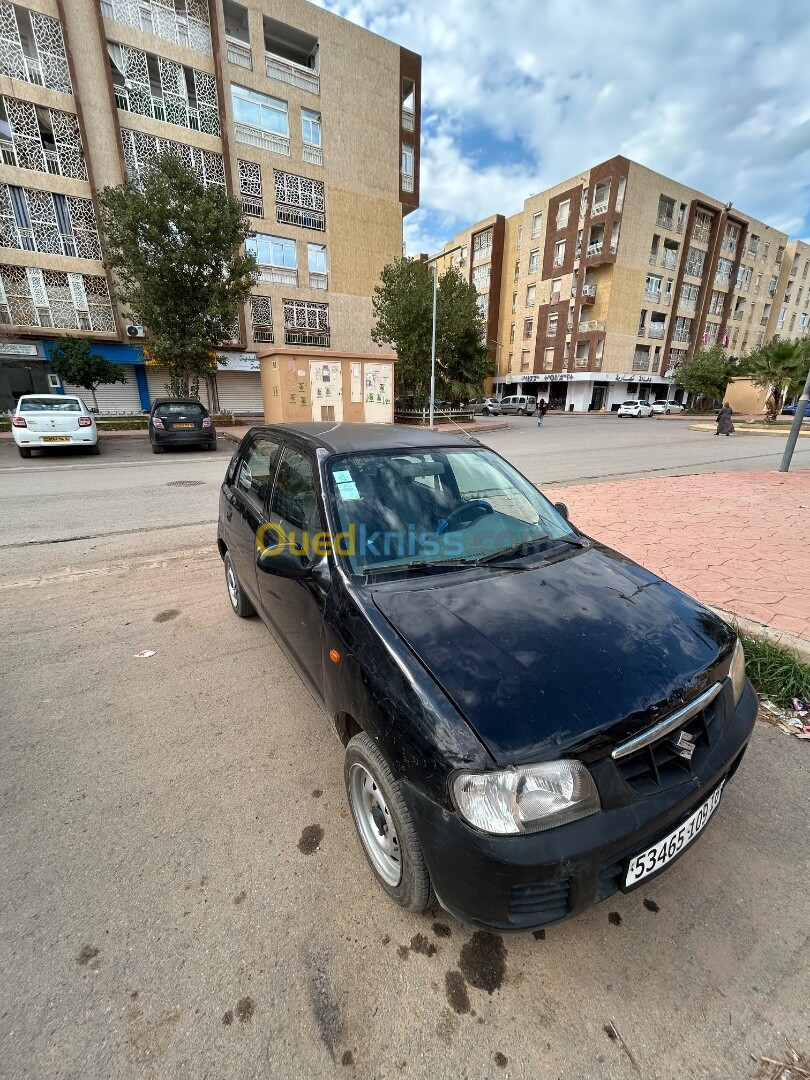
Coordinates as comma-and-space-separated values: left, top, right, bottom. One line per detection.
436, 499, 494, 534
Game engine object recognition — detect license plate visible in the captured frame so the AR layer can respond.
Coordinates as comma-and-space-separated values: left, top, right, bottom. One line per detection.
625, 782, 724, 888
43, 435, 70, 442
173, 423, 195, 429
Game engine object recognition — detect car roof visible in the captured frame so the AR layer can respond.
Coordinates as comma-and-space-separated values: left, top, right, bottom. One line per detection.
242, 421, 475, 454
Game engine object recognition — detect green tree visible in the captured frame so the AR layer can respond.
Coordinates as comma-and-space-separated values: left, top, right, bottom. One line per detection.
371, 259, 493, 406
739, 338, 810, 419
674, 345, 735, 410
49, 336, 127, 411
97, 154, 257, 395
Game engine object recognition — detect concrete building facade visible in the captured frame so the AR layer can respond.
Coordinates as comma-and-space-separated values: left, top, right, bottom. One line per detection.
431, 156, 809, 412
0, 0, 419, 415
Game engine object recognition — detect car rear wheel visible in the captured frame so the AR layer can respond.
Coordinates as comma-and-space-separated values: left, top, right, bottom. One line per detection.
345, 732, 432, 913
89, 443, 101, 455
152, 443, 163, 454
207, 441, 217, 451
224, 550, 254, 618
482, 407, 491, 416
517, 407, 525, 415
17, 446, 31, 458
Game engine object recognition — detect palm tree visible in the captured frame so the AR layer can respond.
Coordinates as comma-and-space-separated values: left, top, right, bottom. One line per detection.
741, 339, 810, 420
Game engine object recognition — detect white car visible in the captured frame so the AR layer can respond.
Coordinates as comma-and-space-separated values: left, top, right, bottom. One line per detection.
651, 399, 685, 415
617, 400, 654, 418
11, 393, 99, 458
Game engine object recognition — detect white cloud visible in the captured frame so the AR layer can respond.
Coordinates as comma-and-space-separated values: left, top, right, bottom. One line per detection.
320, 0, 810, 252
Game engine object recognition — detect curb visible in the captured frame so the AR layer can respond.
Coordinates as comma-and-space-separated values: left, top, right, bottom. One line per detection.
689, 423, 809, 437
710, 606, 810, 662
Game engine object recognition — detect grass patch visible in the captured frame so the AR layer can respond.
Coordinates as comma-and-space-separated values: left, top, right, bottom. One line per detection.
736, 629, 810, 709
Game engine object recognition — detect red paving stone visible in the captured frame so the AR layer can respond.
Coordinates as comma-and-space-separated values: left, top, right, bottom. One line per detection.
549, 471, 810, 642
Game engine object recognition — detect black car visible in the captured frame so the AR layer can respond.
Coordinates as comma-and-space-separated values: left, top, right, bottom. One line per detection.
217, 423, 756, 930
149, 398, 217, 453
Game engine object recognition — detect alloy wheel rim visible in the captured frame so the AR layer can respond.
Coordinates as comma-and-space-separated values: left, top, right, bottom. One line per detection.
226, 559, 239, 608
349, 763, 402, 886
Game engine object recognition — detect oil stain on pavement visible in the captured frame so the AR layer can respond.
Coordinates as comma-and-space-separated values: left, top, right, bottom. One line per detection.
458, 931, 506, 994
298, 824, 324, 853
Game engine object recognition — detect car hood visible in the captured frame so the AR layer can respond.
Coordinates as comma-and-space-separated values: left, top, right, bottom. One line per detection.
371, 545, 734, 765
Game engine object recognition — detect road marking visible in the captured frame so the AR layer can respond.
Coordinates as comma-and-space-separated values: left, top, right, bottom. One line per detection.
0, 519, 218, 550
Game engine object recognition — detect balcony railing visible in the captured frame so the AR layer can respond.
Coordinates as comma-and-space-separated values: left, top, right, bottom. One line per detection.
0, 138, 17, 166
656, 212, 673, 230
581, 284, 597, 303
241, 196, 263, 218
591, 198, 609, 217
649, 252, 658, 267
579, 319, 605, 333
648, 323, 665, 339
643, 289, 662, 303
257, 266, 298, 286
556, 215, 569, 230
43, 148, 62, 175
226, 37, 252, 69
586, 242, 603, 257
679, 298, 697, 312
401, 107, 415, 131
302, 144, 322, 166
234, 122, 289, 156
672, 329, 690, 343
265, 51, 319, 95
401, 173, 414, 193
253, 326, 274, 343
553, 253, 565, 267
284, 328, 329, 346
732, 310, 744, 321
661, 253, 677, 270
309, 272, 328, 290
23, 55, 43, 85
692, 225, 711, 244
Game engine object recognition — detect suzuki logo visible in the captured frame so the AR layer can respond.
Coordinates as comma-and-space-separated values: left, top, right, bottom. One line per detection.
670, 730, 696, 761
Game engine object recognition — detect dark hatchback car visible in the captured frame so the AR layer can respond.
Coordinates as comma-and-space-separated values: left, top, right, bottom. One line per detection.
149, 398, 217, 453
217, 423, 756, 930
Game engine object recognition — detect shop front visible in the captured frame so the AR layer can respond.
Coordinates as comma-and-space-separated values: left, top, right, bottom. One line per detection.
0, 342, 50, 412
492, 372, 680, 412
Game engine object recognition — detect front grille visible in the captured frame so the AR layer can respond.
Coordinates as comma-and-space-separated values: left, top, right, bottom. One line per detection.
508, 878, 571, 925
614, 695, 724, 796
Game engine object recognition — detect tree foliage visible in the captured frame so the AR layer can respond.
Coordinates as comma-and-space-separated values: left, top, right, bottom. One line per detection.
371, 259, 493, 405
97, 154, 257, 394
739, 338, 810, 417
674, 345, 735, 408
49, 336, 127, 411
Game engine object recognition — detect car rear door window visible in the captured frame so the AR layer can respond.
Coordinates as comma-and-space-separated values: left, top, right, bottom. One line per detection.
271, 447, 322, 534
236, 436, 281, 514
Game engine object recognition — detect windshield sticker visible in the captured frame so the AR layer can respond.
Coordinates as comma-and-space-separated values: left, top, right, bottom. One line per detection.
333, 469, 360, 500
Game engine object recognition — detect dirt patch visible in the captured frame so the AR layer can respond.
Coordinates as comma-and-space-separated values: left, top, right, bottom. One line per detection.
495, 1052, 508, 1067
76, 944, 100, 969
643, 898, 660, 913
444, 971, 470, 1014
608, 911, 622, 926
154, 609, 180, 623
235, 996, 255, 1023
458, 931, 506, 995
409, 933, 437, 957
433, 922, 452, 938
298, 824, 324, 854
233, 890, 247, 905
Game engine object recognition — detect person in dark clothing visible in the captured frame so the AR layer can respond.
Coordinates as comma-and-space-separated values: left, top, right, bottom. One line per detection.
715, 403, 734, 436
536, 398, 548, 427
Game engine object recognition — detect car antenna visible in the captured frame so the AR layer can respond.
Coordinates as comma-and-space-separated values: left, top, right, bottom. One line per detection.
443, 411, 477, 441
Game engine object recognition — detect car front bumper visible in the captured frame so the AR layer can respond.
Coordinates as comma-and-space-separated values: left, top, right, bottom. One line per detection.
402, 678, 757, 931
13, 429, 97, 447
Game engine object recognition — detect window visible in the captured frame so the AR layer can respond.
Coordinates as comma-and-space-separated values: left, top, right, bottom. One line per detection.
401, 144, 414, 177
777, 306, 787, 327
283, 297, 329, 345
526, 284, 536, 307
249, 295, 273, 341
522, 317, 533, 339
301, 108, 321, 147
274, 169, 325, 229
743, 266, 752, 290
673, 316, 691, 343
517, 225, 522, 246
514, 262, 520, 282
715, 257, 733, 285
644, 274, 662, 301
703, 321, 719, 345
511, 292, 517, 312
247, 232, 296, 268
232, 84, 288, 137
553, 240, 565, 267
748, 234, 760, 256
509, 323, 515, 344
547, 313, 558, 336
684, 247, 705, 277
271, 447, 321, 534
709, 290, 724, 315
556, 199, 570, 229
657, 195, 675, 229
520, 349, 530, 370
528, 249, 539, 274
776, 245, 784, 265
307, 242, 327, 275
692, 210, 713, 243
473, 229, 493, 258
472, 263, 490, 288
237, 435, 281, 512
531, 211, 542, 237
543, 346, 554, 370
679, 282, 699, 310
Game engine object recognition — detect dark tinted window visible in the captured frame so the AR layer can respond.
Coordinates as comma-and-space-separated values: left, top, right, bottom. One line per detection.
155, 402, 205, 417
271, 448, 321, 532
19, 397, 81, 412
236, 435, 281, 512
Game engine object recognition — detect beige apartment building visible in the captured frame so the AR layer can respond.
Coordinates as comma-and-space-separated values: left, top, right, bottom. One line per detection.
431, 156, 809, 412
0, 0, 420, 417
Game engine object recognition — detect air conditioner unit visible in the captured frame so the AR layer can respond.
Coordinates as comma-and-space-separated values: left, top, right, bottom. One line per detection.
126, 324, 146, 338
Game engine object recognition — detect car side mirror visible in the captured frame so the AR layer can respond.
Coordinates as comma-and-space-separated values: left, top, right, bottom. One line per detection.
257, 546, 330, 587
555, 501, 569, 521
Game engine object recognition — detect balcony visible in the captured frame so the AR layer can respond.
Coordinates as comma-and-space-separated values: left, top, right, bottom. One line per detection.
253, 326, 274, 343
579, 319, 605, 333
672, 329, 690, 343
732, 310, 744, 321
265, 51, 319, 95
643, 289, 662, 303
661, 253, 677, 270
553, 253, 565, 267
692, 225, 711, 244
226, 37, 252, 69
656, 212, 673, 230
241, 196, 263, 218
581, 284, 597, 304
303, 144, 323, 166
401, 173, 414, 193
102, 0, 212, 54
648, 323, 665, 339
234, 122, 289, 156
401, 106, 415, 132
257, 267, 298, 286
586, 242, 603, 257
648, 252, 658, 267
760, 315, 769, 326
284, 328, 329, 346
309, 272, 328, 290
591, 198, 609, 217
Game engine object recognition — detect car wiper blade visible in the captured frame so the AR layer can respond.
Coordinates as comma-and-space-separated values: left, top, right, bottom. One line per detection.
362, 557, 525, 575
478, 534, 587, 565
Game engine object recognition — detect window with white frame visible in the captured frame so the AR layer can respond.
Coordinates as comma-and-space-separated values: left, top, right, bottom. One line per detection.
473, 228, 493, 258
528, 249, 539, 274
307, 242, 327, 275
531, 211, 542, 237
556, 199, 570, 229
553, 240, 565, 267
526, 283, 536, 307
684, 247, 705, 277
301, 108, 321, 147
547, 312, 558, 336
679, 282, 699, 310
523, 317, 533, 339
247, 232, 296, 268
703, 321, 719, 344
231, 84, 289, 140
708, 289, 724, 315
543, 346, 554, 370
401, 145, 414, 186
520, 349, 530, 370
714, 257, 733, 284
551, 276, 561, 300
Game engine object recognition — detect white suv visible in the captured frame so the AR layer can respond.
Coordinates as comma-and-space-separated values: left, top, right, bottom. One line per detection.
11, 394, 99, 457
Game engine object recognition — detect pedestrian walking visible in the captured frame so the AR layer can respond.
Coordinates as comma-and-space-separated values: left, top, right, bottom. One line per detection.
536, 398, 548, 427
715, 402, 734, 436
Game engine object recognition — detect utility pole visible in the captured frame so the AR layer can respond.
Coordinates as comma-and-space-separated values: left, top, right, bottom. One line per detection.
779, 366, 810, 472
423, 244, 465, 429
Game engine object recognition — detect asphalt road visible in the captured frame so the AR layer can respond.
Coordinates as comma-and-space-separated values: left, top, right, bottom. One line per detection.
1, 423, 809, 1079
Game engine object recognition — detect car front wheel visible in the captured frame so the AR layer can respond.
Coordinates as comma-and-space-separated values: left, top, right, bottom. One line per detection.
345, 732, 432, 913
224, 550, 255, 618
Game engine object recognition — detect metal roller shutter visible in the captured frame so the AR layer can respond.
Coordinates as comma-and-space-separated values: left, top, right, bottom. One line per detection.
214, 372, 264, 416
63, 365, 142, 414
145, 367, 212, 410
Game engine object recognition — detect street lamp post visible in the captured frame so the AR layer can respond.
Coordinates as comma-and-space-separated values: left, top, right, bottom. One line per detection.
779, 366, 810, 472
424, 244, 465, 428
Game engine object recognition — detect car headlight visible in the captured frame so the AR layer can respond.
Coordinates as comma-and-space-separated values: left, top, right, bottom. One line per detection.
451, 760, 601, 835
730, 638, 746, 704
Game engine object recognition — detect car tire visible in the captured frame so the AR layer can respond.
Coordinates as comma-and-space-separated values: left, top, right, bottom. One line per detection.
482, 407, 491, 416
224, 550, 255, 618
152, 443, 163, 454
17, 446, 31, 458
90, 442, 101, 455
665, 408, 671, 415
518, 407, 525, 415
344, 732, 432, 914
207, 441, 217, 451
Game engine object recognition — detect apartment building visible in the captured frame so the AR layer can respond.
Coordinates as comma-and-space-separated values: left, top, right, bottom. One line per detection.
0, 0, 420, 416
431, 156, 809, 412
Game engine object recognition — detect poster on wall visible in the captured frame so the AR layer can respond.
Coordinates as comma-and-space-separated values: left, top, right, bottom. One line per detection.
310, 361, 343, 421
350, 363, 362, 403
363, 363, 393, 424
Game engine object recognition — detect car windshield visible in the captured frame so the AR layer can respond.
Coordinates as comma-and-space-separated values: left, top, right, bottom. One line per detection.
326, 447, 576, 574
19, 397, 81, 412
155, 403, 205, 416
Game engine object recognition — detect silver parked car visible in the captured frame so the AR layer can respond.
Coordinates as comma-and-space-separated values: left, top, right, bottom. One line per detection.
469, 397, 501, 416
499, 394, 537, 416
651, 399, 685, 414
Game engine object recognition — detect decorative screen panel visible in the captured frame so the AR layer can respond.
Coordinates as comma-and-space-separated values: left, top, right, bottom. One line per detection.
193, 69, 219, 136
239, 160, 261, 197
67, 196, 102, 260
283, 299, 329, 330
0, 2, 25, 82
274, 170, 325, 211
158, 56, 188, 127
27, 266, 48, 307
5, 97, 44, 172
201, 149, 224, 187
250, 295, 272, 324
30, 11, 72, 94
0, 182, 18, 247
51, 109, 87, 180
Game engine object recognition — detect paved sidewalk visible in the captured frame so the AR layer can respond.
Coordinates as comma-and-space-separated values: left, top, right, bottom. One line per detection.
549, 470, 810, 643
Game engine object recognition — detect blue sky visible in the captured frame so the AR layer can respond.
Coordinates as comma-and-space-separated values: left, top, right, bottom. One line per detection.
315, 0, 810, 256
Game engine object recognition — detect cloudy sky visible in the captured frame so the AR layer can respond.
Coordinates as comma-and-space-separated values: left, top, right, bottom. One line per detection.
315, 0, 810, 256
